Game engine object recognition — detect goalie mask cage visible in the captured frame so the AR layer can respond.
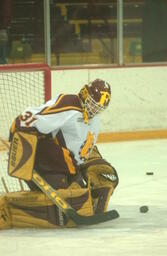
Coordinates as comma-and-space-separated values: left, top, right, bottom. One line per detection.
0, 63, 51, 194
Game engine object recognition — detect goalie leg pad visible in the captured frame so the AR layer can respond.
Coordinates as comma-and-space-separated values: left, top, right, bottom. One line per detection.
0, 196, 11, 229
1, 187, 93, 229
80, 146, 119, 213
91, 186, 114, 214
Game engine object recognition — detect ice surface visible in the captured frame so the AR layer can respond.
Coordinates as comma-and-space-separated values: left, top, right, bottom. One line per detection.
0, 139, 167, 256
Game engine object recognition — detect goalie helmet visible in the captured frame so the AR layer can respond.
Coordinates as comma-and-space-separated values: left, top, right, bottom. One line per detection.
79, 79, 111, 122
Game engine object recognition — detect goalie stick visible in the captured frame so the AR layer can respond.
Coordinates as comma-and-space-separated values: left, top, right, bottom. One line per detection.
1, 137, 119, 226
32, 170, 119, 226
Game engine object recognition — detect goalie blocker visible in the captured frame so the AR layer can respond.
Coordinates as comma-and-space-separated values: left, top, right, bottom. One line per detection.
0, 131, 119, 229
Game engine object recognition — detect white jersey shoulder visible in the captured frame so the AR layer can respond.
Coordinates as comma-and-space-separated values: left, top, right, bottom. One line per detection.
20, 94, 100, 164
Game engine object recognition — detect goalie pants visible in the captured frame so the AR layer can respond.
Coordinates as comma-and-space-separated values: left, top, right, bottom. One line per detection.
26, 137, 84, 191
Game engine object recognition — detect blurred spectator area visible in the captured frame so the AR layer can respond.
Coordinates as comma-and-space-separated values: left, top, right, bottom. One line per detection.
8, 0, 144, 65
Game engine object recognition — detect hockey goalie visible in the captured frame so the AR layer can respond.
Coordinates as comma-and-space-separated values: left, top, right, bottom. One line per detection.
0, 79, 119, 229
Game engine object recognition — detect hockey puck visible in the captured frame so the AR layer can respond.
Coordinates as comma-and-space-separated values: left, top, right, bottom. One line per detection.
146, 172, 154, 175
140, 205, 149, 213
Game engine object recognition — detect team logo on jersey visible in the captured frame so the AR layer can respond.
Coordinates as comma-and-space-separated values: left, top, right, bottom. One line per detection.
79, 132, 95, 161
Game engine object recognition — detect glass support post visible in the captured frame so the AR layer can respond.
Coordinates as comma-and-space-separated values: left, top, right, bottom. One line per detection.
117, 0, 123, 65
44, 0, 51, 66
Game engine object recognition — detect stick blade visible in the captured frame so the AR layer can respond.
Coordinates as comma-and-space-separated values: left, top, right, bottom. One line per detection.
66, 209, 119, 226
